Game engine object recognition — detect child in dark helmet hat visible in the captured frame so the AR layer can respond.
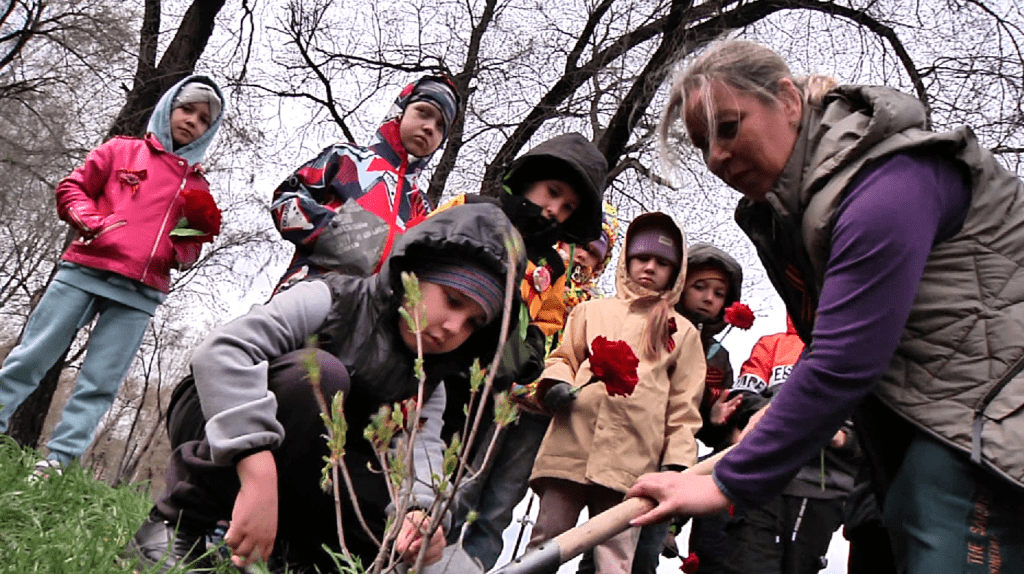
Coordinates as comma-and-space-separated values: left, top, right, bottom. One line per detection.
126, 203, 526, 574
271, 74, 461, 291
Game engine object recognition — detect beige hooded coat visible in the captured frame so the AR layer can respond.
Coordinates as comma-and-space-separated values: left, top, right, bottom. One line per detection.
529, 220, 706, 493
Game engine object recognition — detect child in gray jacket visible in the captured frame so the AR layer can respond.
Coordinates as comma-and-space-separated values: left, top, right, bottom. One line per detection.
126, 203, 525, 573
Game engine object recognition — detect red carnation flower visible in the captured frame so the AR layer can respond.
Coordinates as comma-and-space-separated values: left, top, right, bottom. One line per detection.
182, 188, 222, 235
724, 302, 755, 330
681, 551, 700, 573
588, 336, 639, 397
171, 188, 221, 243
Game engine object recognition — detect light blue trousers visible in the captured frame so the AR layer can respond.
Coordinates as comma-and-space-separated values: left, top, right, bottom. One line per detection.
0, 279, 150, 464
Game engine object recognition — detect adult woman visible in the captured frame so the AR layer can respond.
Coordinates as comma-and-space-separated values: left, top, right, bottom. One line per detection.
629, 39, 1024, 573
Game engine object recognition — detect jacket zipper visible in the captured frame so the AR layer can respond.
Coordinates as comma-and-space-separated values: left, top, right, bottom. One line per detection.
375, 158, 408, 273
141, 166, 188, 284
79, 220, 127, 245
68, 206, 89, 232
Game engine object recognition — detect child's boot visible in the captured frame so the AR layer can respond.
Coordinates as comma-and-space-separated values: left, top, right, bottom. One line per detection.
125, 513, 209, 573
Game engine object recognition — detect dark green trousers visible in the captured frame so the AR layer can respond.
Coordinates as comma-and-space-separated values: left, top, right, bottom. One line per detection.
883, 435, 1024, 574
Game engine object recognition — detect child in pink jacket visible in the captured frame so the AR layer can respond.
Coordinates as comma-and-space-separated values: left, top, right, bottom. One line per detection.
0, 75, 224, 473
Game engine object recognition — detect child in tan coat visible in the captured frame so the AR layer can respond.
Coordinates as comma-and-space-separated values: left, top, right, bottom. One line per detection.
529, 212, 706, 574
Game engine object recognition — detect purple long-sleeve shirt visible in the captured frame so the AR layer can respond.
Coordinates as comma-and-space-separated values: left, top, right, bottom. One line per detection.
714, 152, 971, 508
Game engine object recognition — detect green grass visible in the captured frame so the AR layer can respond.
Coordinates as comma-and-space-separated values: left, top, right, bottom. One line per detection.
0, 436, 250, 574
0, 435, 154, 572
0, 437, 365, 573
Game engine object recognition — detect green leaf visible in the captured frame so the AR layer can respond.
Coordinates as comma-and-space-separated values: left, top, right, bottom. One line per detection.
414, 356, 425, 381
168, 227, 206, 237
469, 359, 485, 393
493, 391, 520, 426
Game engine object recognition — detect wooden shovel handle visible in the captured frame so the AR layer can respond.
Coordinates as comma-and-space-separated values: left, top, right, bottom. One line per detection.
553, 445, 731, 560
491, 446, 732, 573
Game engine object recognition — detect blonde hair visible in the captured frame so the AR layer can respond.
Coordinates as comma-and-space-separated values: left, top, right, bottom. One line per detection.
658, 39, 838, 167
635, 294, 673, 360
631, 229, 687, 361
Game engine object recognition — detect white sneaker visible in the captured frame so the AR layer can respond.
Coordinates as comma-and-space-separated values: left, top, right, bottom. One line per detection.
27, 458, 63, 482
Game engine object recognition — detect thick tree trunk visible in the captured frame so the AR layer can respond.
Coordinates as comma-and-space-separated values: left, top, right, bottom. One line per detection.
7, 356, 67, 449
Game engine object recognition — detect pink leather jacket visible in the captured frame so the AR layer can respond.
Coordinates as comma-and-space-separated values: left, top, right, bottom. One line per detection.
56, 134, 211, 292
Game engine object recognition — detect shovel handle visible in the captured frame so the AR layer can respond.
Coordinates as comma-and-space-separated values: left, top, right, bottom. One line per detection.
554, 445, 730, 559
490, 446, 732, 573
555, 496, 654, 560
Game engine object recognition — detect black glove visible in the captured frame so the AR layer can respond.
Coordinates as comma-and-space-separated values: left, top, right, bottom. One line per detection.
543, 382, 576, 414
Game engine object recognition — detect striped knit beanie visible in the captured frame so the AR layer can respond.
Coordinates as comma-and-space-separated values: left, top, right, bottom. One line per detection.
408, 77, 459, 139
415, 258, 504, 323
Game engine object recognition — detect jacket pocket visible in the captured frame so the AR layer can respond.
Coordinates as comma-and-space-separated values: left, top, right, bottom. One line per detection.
982, 374, 1024, 422
78, 219, 127, 245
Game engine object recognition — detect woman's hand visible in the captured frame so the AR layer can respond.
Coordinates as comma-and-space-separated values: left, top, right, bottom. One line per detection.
709, 392, 744, 425
627, 472, 730, 526
225, 450, 278, 568
395, 510, 445, 566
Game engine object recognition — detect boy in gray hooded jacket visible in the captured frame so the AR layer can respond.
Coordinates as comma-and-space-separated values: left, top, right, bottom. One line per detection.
127, 203, 526, 574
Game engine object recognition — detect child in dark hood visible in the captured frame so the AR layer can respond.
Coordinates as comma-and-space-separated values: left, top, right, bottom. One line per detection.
677, 243, 746, 450
0, 75, 225, 475
442, 132, 607, 337
672, 243, 746, 574
271, 75, 460, 290
430, 132, 607, 571
126, 203, 526, 574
